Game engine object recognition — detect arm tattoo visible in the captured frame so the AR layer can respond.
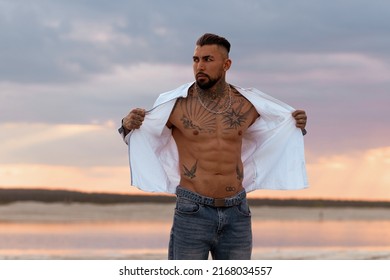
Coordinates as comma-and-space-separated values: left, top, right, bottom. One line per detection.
183, 160, 198, 179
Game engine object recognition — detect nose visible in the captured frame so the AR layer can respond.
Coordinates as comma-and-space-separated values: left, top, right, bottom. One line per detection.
196, 61, 205, 72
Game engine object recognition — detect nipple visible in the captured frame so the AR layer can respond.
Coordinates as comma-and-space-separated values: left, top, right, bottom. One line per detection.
193, 130, 199, 135
238, 130, 243, 136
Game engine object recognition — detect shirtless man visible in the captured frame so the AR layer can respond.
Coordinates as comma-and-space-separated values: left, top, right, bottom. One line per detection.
121, 34, 307, 259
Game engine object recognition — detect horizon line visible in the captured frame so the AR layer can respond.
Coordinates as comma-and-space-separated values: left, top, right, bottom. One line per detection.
1, 187, 390, 208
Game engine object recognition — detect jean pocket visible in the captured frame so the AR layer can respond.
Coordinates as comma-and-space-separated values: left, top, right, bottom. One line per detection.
234, 199, 251, 217
175, 197, 200, 215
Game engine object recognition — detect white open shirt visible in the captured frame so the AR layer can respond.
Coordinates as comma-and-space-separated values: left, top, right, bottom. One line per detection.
121, 82, 308, 194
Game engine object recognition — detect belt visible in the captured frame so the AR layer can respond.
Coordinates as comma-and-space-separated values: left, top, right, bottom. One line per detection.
176, 186, 246, 208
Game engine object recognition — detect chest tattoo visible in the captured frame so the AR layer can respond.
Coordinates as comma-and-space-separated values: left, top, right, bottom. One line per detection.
179, 96, 217, 133
222, 103, 251, 129
173, 87, 256, 134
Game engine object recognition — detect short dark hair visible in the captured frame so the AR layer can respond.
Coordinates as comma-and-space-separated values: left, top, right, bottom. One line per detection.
196, 33, 231, 54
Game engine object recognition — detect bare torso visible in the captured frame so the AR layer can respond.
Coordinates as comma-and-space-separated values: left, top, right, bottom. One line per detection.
167, 84, 259, 198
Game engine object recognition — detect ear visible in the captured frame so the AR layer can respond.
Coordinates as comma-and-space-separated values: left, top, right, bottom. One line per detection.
224, 58, 232, 71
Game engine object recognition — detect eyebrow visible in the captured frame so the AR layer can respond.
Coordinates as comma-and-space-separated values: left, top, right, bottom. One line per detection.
193, 55, 214, 60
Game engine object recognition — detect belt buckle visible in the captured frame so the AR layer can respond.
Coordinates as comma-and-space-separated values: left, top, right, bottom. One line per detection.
213, 198, 226, 207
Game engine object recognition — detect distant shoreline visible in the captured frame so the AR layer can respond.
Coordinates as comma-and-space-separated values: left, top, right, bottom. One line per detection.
1, 188, 390, 208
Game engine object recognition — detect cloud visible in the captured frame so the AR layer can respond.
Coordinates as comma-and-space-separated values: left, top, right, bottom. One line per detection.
250, 146, 390, 201
1, 0, 389, 200
231, 50, 390, 156
0, 122, 126, 167
247, 49, 390, 90
0, 163, 133, 194
1, 147, 389, 200
0, 0, 191, 83
0, 63, 192, 124
307, 146, 390, 200
2, 0, 389, 83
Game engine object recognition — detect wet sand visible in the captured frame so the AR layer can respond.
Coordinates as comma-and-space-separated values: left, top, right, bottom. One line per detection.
1, 202, 390, 260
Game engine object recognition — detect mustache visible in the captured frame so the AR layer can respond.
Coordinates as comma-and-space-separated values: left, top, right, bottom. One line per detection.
196, 72, 210, 79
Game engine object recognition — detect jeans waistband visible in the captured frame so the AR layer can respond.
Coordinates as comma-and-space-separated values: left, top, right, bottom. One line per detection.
176, 186, 246, 208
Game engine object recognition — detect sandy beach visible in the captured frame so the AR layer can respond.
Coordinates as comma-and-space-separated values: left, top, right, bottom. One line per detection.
1, 202, 390, 260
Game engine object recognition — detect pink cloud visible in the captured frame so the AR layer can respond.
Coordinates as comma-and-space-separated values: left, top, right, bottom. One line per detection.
251, 146, 390, 201
1, 146, 389, 201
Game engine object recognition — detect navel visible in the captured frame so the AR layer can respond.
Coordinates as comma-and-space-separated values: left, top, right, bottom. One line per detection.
238, 130, 243, 136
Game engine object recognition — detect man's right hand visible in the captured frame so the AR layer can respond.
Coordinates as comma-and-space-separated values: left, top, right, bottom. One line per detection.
123, 108, 146, 131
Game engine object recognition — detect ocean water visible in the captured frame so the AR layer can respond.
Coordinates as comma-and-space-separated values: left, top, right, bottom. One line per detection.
1, 218, 390, 259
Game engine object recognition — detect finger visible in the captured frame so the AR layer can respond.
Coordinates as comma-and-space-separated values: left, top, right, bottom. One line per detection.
125, 120, 139, 130
294, 114, 307, 122
131, 120, 140, 128
133, 108, 146, 117
123, 115, 138, 130
131, 114, 143, 122
123, 119, 133, 130
292, 110, 306, 118
130, 108, 144, 118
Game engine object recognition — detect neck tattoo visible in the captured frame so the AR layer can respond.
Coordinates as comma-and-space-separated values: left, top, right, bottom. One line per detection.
195, 83, 232, 115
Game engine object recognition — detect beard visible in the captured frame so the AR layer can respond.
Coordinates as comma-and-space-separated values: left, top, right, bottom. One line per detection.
195, 73, 221, 90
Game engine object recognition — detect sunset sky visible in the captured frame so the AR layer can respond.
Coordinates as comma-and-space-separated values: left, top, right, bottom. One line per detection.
1, 0, 389, 201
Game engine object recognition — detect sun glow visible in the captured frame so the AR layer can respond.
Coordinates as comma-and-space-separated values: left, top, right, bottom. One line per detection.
250, 146, 390, 201
1, 147, 389, 201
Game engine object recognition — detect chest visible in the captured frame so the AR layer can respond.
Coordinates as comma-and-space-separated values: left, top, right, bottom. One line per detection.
169, 92, 258, 140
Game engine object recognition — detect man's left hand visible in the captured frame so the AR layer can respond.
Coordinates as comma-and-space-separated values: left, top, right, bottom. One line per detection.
292, 110, 307, 130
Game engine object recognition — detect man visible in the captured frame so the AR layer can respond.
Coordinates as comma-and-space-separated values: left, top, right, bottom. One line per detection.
119, 33, 308, 260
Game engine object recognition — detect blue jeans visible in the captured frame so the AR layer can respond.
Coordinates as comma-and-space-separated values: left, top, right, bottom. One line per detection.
168, 186, 252, 260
